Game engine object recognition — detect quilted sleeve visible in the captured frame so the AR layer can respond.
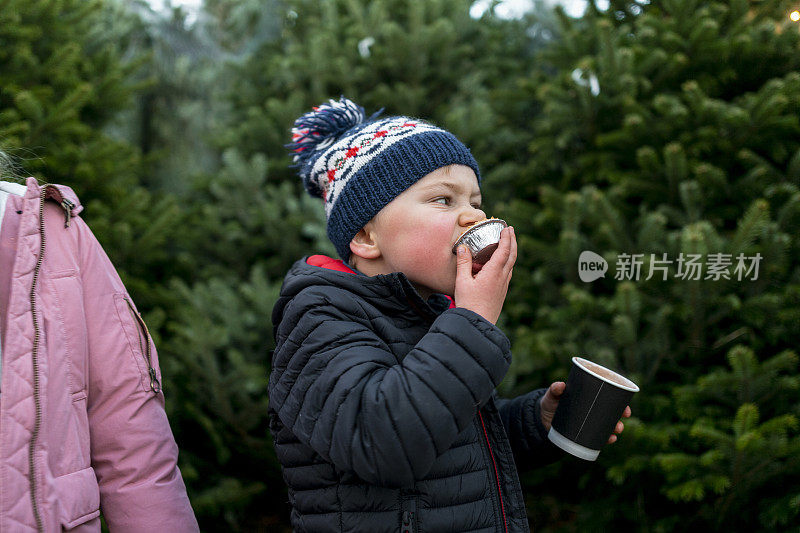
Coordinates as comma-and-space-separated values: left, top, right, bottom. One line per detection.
495, 390, 563, 471
268, 289, 512, 488
76, 217, 199, 532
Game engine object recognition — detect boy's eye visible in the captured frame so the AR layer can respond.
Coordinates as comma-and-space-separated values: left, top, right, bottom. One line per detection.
472, 204, 482, 209
433, 197, 449, 205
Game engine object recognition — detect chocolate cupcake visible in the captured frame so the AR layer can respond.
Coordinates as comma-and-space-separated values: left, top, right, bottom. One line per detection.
452, 218, 508, 264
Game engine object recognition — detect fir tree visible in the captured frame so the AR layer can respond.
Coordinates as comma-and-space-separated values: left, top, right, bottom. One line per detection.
0, 0, 184, 312
0, 0, 138, 204
221, 0, 541, 186
493, 0, 800, 530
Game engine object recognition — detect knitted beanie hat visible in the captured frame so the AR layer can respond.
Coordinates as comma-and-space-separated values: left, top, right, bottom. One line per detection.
288, 97, 481, 261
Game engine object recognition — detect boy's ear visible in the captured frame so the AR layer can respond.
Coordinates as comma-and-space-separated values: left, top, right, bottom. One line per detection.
349, 225, 381, 260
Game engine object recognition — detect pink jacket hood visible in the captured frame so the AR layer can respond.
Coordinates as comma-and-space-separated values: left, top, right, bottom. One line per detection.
0, 178, 198, 532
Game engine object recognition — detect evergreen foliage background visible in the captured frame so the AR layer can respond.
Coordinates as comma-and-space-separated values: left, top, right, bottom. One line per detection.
1, 0, 797, 530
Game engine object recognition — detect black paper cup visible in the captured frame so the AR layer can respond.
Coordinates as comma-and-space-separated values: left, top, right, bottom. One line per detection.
548, 357, 639, 461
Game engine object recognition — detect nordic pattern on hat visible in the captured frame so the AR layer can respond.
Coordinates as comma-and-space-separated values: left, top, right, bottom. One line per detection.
312, 118, 443, 216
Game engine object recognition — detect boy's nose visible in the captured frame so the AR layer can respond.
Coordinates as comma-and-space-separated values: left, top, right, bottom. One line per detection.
458, 206, 486, 227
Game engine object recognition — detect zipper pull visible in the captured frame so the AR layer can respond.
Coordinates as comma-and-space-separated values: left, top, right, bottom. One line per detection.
61, 198, 74, 228
149, 367, 162, 393
124, 296, 162, 394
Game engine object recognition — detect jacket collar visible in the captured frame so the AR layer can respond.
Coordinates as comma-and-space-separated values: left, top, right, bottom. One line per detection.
277, 255, 453, 324
22, 177, 83, 218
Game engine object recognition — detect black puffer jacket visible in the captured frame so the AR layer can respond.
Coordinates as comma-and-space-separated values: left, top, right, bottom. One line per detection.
268, 256, 562, 532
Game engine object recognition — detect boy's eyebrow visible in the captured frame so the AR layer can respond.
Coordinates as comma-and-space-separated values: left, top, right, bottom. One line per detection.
421, 181, 482, 198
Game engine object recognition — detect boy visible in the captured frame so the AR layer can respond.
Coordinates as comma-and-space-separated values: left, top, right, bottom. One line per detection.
268, 98, 627, 532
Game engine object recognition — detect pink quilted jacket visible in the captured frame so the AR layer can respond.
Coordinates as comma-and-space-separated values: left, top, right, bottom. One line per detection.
0, 179, 199, 532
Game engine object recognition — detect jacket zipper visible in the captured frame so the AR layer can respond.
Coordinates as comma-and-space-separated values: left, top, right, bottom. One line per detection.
478, 411, 509, 533
24, 185, 75, 532
60, 197, 74, 227
400, 491, 418, 533
28, 189, 47, 533
123, 297, 161, 393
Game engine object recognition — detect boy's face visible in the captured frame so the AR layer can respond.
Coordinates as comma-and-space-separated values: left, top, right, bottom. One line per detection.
354, 164, 486, 298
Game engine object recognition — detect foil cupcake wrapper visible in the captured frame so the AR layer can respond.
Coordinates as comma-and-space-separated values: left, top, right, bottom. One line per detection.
452, 218, 508, 264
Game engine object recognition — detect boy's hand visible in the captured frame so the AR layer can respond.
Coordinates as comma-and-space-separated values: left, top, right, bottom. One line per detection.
454, 226, 516, 324
539, 382, 632, 444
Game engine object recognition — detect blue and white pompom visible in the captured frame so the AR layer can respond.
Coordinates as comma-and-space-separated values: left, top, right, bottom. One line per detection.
288, 97, 373, 166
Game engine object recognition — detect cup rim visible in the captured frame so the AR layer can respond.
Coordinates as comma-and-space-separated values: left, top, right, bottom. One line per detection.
572, 357, 640, 392
452, 218, 507, 248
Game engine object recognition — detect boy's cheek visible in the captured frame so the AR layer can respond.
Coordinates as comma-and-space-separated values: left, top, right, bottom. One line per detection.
406, 249, 447, 272
405, 246, 454, 284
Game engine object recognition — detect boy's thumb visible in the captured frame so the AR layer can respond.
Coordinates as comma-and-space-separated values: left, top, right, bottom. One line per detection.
456, 246, 472, 278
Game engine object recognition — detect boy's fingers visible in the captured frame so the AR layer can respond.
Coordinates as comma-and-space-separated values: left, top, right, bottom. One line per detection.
469, 227, 513, 277
622, 406, 632, 418
504, 227, 517, 273
455, 245, 473, 280
487, 227, 512, 270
